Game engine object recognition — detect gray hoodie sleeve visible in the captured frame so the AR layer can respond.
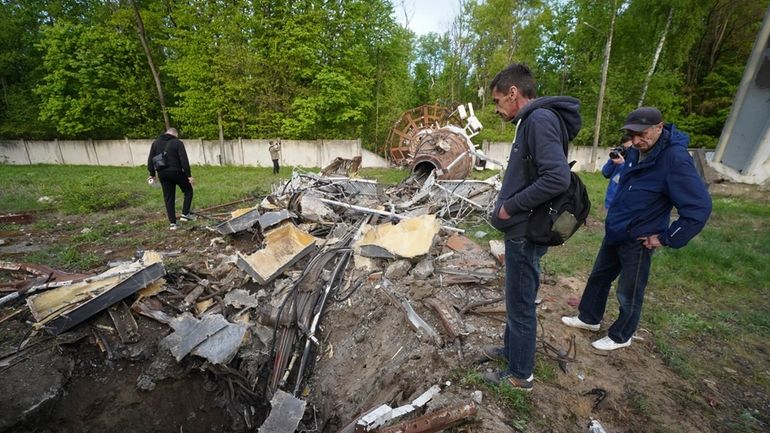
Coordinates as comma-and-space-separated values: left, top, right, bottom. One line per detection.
502, 109, 571, 214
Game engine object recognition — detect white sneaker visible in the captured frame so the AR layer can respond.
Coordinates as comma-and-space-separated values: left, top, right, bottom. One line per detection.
179, 214, 193, 222
591, 336, 632, 351
169, 223, 178, 231
561, 316, 600, 331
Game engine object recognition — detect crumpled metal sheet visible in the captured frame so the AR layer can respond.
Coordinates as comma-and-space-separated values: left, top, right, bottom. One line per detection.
161, 313, 247, 364
258, 390, 307, 433
214, 208, 261, 235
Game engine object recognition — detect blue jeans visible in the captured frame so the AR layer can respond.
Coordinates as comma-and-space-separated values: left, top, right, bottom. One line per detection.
503, 238, 548, 380
578, 238, 653, 343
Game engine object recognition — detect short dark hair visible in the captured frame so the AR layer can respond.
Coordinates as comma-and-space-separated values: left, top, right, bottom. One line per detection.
621, 134, 632, 144
490, 63, 537, 99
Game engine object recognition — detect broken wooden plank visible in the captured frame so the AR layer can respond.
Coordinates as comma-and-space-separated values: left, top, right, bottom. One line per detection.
424, 297, 466, 340
108, 301, 140, 343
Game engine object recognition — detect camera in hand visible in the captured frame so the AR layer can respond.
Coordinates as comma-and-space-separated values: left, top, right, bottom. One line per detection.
609, 146, 627, 159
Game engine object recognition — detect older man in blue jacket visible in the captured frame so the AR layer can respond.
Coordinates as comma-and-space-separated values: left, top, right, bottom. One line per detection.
562, 107, 712, 351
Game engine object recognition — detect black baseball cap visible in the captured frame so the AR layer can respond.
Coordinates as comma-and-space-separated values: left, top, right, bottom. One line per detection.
622, 107, 662, 132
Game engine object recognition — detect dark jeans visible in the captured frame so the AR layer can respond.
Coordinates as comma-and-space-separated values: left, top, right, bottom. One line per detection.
158, 170, 193, 224
578, 238, 653, 343
272, 159, 280, 174
504, 238, 548, 380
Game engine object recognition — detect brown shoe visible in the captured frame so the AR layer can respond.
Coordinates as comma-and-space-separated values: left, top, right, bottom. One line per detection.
481, 345, 507, 363
482, 370, 533, 392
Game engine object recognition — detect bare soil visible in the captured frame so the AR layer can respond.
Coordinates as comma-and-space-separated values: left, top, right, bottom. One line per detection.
0, 210, 730, 433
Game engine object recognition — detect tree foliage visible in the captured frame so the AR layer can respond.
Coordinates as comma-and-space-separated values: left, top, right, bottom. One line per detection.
0, 0, 766, 150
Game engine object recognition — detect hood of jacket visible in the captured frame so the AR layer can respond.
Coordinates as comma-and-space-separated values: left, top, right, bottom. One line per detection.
514, 96, 582, 141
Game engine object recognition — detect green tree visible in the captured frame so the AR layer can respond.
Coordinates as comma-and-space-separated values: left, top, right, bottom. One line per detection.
34, 18, 162, 138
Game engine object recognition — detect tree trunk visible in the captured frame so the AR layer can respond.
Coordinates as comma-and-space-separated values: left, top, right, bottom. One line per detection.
128, 0, 170, 129
591, 2, 617, 172
639, 8, 673, 107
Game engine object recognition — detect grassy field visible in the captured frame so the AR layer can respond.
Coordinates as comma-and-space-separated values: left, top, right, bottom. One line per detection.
1, 164, 769, 430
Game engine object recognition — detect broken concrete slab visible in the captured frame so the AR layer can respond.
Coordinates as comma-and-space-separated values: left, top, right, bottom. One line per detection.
258, 390, 307, 433
384, 260, 412, 280
214, 207, 261, 235
27, 253, 166, 335
237, 222, 317, 285
354, 214, 440, 259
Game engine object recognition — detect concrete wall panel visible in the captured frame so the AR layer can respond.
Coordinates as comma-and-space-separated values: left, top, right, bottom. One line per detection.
58, 140, 95, 165
361, 149, 389, 168
0, 140, 30, 164
321, 140, 359, 164
26, 141, 63, 164
284, 140, 319, 168
241, 140, 272, 167
93, 140, 134, 166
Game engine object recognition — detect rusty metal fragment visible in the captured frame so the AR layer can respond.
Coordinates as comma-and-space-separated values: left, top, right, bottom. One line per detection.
386, 104, 484, 180
321, 156, 362, 177
376, 402, 477, 433
0, 213, 36, 224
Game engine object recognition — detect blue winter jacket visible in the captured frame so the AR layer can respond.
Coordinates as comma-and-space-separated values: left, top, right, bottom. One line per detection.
601, 158, 625, 209
604, 124, 711, 248
489, 96, 582, 240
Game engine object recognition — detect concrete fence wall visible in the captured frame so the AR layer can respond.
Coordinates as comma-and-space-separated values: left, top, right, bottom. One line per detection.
0, 138, 623, 172
0, 138, 390, 169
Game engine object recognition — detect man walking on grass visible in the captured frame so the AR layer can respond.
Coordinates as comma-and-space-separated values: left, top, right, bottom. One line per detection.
147, 127, 195, 230
561, 107, 711, 351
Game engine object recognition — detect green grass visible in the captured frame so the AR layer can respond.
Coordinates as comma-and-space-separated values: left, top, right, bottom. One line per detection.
460, 370, 531, 422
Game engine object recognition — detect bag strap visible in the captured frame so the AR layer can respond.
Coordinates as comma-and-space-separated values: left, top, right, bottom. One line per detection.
523, 108, 569, 181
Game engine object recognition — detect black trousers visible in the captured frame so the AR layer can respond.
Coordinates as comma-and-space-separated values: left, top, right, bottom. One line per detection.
272, 158, 280, 174
158, 169, 193, 224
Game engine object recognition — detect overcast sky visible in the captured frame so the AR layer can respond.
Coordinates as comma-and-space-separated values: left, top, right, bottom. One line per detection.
393, 0, 461, 36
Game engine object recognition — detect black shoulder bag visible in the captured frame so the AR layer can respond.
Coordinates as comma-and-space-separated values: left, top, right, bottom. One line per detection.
524, 111, 591, 246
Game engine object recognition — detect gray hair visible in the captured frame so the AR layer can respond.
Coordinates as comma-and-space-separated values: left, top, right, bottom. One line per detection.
165, 127, 179, 137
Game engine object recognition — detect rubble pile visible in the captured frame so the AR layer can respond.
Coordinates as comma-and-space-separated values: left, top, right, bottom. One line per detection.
1, 166, 526, 432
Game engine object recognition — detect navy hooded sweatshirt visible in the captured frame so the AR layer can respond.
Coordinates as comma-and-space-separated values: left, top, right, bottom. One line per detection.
605, 124, 711, 248
489, 96, 582, 240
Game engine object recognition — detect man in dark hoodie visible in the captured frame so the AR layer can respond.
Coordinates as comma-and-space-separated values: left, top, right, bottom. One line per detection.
147, 127, 195, 230
483, 63, 582, 391
561, 107, 711, 351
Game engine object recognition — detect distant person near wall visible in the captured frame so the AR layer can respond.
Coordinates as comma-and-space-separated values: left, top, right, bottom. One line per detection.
269, 140, 281, 174
147, 127, 194, 230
